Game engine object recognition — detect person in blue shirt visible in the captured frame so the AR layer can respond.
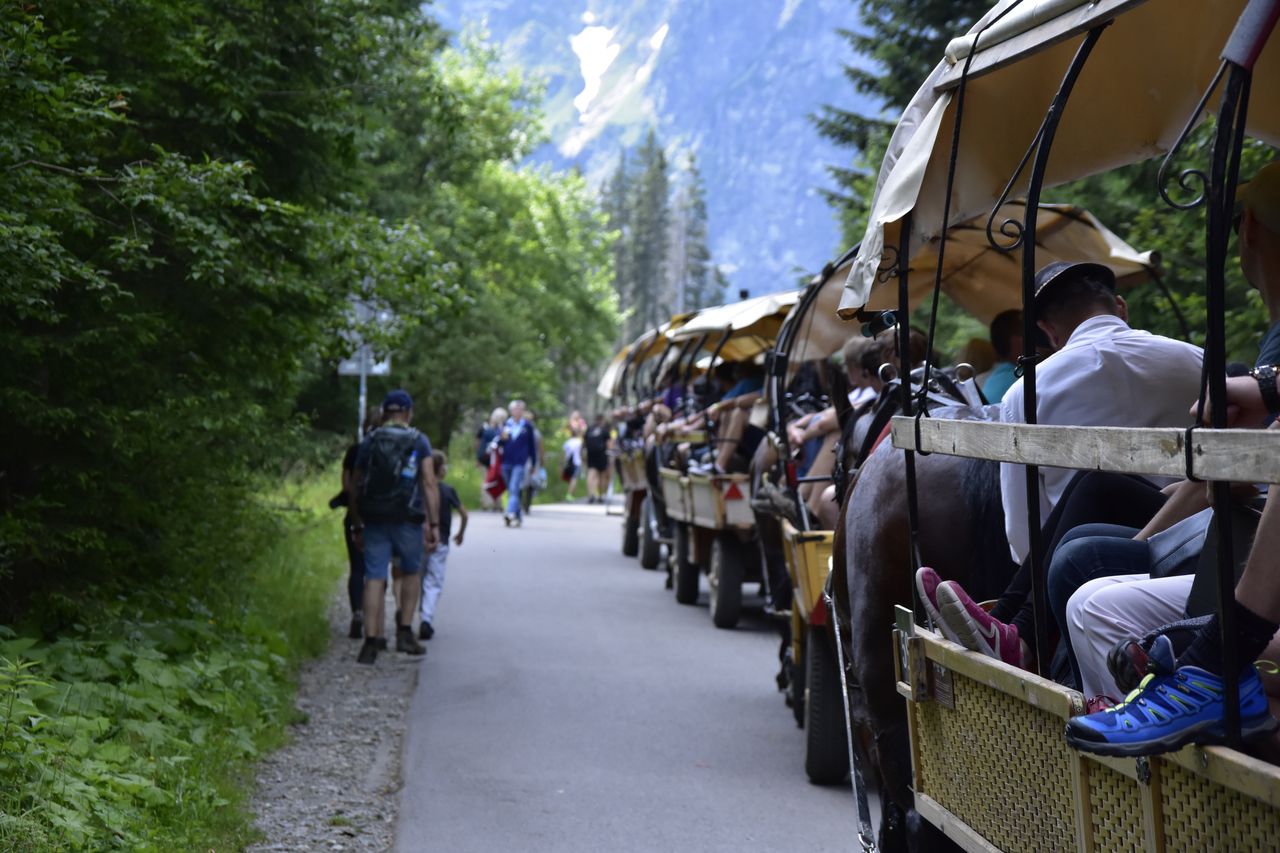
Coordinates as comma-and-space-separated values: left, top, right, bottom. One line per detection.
982, 309, 1023, 403
499, 399, 537, 527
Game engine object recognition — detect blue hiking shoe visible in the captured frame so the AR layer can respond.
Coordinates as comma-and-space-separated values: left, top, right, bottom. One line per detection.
1065, 641, 1277, 757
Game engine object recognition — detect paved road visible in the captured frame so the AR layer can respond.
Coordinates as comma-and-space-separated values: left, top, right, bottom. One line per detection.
395, 501, 857, 852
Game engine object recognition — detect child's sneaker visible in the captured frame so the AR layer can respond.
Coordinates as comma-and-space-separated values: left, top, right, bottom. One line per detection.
914, 567, 963, 645
935, 580, 1029, 668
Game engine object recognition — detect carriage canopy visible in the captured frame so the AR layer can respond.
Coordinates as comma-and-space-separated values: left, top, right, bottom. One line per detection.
840, 0, 1280, 318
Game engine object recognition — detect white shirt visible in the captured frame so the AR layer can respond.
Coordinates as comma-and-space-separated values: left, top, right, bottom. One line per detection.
1000, 314, 1203, 563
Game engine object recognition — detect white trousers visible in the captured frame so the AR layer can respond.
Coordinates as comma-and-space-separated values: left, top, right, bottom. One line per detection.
420, 541, 449, 625
1067, 573, 1194, 700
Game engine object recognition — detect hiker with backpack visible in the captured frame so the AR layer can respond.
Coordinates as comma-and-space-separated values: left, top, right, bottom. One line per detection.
347, 390, 440, 664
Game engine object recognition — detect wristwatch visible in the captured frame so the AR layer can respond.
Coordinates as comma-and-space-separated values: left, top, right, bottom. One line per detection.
1249, 364, 1280, 416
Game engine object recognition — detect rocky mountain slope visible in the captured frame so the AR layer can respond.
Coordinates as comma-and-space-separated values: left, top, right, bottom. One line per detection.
432, 0, 875, 297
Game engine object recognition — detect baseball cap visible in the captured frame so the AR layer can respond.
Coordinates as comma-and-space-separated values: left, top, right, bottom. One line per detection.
1032, 261, 1116, 317
382, 389, 413, 412
1238, 161, 1280, 235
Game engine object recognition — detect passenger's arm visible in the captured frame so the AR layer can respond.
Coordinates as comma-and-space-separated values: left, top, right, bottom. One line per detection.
1133, 479, 1210, 541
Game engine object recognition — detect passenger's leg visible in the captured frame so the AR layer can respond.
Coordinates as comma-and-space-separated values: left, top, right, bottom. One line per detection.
1007, 473, 1166, 652
1048, 532, 1150, 686
1068, 574, 1192, 699
714, 408, 748, 471
798, 432, 839, 514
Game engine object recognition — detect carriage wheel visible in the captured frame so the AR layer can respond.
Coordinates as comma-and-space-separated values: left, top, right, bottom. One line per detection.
803, 624, 850, 785
639, 495, 661, 570
621, 505, 640, 557
673, 524, 699, 605
708, 534, 743, 629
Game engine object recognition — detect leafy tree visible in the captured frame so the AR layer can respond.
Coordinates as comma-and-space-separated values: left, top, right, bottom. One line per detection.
670, 155, 721, 311
629, 129, 671, 337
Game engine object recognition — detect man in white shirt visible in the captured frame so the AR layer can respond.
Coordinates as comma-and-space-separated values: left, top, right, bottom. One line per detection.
1000, 262, 1204, 564
924, 261, 1203, 667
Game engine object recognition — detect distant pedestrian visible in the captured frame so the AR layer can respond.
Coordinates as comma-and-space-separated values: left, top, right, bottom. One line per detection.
562, 427, 583, 500
476, 407, 506, 510
583, 414, 612, 503
499, 399, 536, 527
347, 390, 439, 664
419, 451, 467, 641
339, 407, 382, 639
520, 410, 547, 514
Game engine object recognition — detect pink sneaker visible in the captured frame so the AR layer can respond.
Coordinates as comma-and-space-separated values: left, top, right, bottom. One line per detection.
935, 581, 1028, 668
914, 567, 963, 645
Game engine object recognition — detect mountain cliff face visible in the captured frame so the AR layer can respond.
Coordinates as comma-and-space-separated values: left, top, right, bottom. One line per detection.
432, 0, 875, 298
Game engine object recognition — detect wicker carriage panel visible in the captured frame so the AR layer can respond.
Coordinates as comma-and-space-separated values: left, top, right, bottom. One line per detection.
1086, 761, 1144, 852
1160, 759, 1280, 851
914, 670, 1076, 852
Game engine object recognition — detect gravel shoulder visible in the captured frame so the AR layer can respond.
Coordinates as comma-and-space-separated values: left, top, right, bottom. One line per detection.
248, 585, 421, 852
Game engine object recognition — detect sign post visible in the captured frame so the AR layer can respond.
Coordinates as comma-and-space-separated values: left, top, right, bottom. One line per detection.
338, 344, 391, 441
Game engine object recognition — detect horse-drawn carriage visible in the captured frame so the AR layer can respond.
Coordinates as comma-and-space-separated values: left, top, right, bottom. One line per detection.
597, 315, 693, 563
825, 0, 1280, 850
656, 291, 801, 628
755, 204, 1157, 787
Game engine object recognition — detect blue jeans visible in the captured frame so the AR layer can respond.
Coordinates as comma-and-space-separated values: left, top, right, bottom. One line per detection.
503, 464, 527, 517
1047, 524, 1147, 688
362, 522, 424, 581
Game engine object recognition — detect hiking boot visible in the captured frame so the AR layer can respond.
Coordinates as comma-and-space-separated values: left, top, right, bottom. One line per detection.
1065, 641, 1277, 757
914, 567, 963, 645
504, 513, 513, 527
418, 621, 434, 641
396, 626, 426, 656
348, 613, 364, 640
357, 639, 378, 665
935, 581, 1029, 668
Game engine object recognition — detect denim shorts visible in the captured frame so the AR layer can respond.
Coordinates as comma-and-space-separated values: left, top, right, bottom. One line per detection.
362, 522, 424, 580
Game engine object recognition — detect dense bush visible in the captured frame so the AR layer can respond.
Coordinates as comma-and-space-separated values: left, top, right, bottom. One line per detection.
0, 4, 618, 612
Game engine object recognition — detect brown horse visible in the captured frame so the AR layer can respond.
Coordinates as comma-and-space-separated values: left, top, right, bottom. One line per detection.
836, 438, 1014, 852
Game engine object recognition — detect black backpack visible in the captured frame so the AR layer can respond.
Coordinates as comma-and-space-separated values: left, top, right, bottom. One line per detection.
358, 426, 423, 523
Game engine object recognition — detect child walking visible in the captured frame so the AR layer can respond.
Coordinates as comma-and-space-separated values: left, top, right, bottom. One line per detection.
419, 451, 467, 640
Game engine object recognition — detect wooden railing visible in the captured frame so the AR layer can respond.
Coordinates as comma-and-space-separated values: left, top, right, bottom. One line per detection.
889, 416, 1280, 483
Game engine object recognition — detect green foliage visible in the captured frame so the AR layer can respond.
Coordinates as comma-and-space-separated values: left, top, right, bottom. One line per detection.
604, 130, 724, 345
0, 475, 343, 851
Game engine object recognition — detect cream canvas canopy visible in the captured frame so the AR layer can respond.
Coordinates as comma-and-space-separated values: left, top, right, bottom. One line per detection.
669, 290, 803, 363
595, 312, 696, 399
840, 0, 1280, 318
791, 202, 1153, 368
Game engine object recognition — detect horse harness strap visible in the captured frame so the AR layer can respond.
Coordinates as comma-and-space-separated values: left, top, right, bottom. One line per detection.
825, 588, 878, 852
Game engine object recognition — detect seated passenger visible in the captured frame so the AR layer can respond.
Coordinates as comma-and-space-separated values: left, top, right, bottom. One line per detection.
982, 309, 1023, 402
921, 260, 1203, 669
1064, 162, 1280, 754
695, 362, 766, 474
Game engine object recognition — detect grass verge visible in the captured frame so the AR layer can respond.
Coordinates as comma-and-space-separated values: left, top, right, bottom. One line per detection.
0, 474, 344, 851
